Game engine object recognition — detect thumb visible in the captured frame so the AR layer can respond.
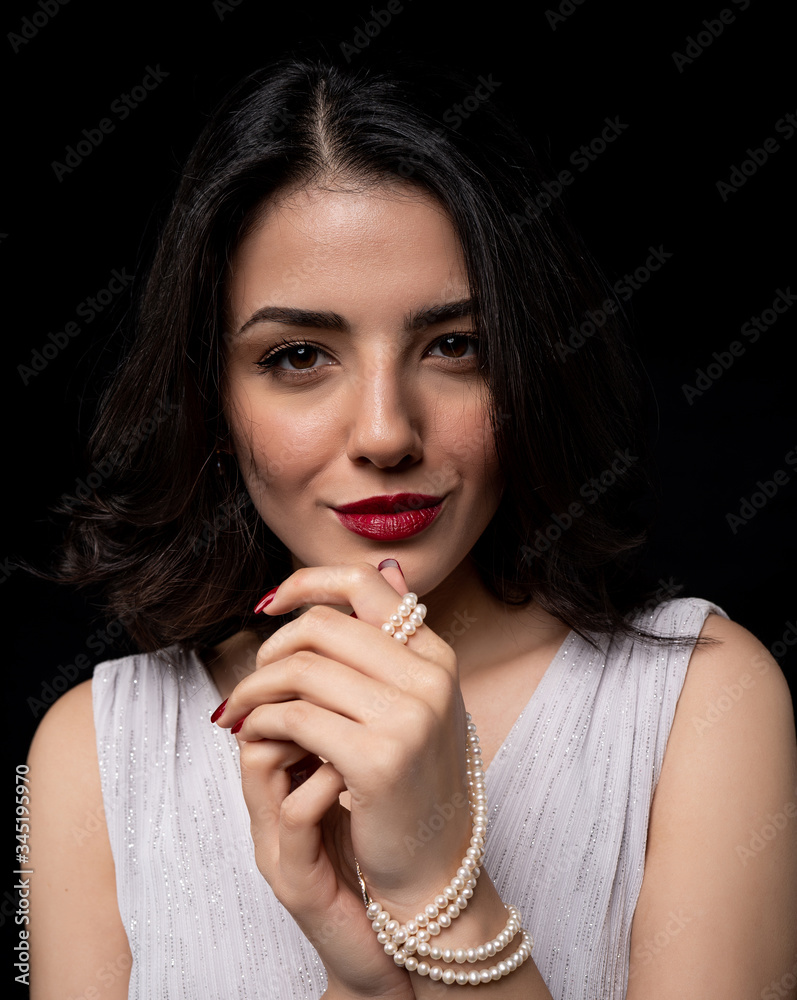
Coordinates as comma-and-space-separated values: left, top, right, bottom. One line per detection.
377, 557, 409, 597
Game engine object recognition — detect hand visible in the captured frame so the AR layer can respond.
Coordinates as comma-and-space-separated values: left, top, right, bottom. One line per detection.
213, 561, 472, 998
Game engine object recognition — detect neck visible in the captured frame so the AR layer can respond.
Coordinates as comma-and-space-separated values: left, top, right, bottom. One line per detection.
203, 557, 569, 700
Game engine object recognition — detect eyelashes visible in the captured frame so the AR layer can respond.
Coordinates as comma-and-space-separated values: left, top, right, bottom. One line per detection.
253, 332, 481, 380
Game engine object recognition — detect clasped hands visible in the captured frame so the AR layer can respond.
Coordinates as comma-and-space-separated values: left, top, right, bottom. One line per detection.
212, 561, 474, 997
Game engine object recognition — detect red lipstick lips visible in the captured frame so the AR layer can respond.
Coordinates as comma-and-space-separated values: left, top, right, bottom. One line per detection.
333, 493, 443, 540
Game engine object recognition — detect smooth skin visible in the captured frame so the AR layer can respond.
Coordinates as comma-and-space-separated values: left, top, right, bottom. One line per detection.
27, 178, 797, 998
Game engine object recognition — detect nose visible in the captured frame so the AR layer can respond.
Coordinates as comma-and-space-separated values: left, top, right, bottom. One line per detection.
344, 360, 423, 469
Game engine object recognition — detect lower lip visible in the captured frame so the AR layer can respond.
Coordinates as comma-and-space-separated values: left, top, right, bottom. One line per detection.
333, 504, 443, 540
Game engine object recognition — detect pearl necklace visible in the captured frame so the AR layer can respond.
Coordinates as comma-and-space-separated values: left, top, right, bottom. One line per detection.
358, 714, 533, 984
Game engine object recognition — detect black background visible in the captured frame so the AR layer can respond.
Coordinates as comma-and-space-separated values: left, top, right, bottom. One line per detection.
1, 0, 795, 969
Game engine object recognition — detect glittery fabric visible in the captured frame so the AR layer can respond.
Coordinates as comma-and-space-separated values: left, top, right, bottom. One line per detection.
92, 597, 727, 998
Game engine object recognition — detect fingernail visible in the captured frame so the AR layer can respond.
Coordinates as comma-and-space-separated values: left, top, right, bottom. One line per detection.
231, 714, 248, 734
378, 558, 401, 572
254, 586, 279, 613
210, 698, 227, 723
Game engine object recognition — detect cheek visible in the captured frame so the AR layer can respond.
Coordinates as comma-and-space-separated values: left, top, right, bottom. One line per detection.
436, 391, 499, 472
227, 393, 333, 486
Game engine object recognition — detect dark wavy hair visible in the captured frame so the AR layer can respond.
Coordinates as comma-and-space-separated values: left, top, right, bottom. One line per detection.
46, 49, 709, 654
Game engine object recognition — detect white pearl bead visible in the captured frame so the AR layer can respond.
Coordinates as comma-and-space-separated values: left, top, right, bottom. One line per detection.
406, 920, 418, 934
429, 966, 443, 981
427, 921, 440, 936
442, 969, 456, 985
446, 904, 460, 918
408, 611, 423, 626
429, 901, 443, 916
381, 623, 395, 635
454, 948, 466, 964
469, 970, 481, 985
430, 945, 442, 960
397, 603, 411, 617
393, 631, 408, 643
442, 948, 454, 963
415, 603, 427, 617
403, 593, 418, 606
480, 969, 492, 983
417, 961, 430, 976
366, 902, 381, 918
465, 948, 477, 963
416, 941, 430, 956
438, 913, 451, 928
456, 970, 469, 985
401, 621, 416, 635
404, 956, 418, 972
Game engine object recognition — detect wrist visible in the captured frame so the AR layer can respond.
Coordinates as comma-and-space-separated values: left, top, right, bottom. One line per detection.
323, 976, 415, 1000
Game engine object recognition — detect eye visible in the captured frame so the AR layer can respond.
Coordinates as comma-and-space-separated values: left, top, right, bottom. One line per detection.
428, 333, 480, 360
254, 340, 335, 378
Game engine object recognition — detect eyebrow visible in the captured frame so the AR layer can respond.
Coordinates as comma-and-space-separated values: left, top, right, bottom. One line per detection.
235, 298, 474, 338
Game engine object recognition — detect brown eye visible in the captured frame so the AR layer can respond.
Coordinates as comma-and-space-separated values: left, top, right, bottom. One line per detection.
431, 333, 479, 359
255, 341, 335, 376
282, 345, 318, 369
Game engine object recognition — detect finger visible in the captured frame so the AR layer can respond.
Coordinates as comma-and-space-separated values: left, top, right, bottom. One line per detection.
216, 650, 414, 728
278, 761, 347, 871
375, 558, 408, 599
237, 738, 312, 872
260, 562, 428, 639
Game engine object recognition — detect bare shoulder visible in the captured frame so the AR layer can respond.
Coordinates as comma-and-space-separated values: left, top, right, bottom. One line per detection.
27, 678, 132, 999
627, 613, 797, 1000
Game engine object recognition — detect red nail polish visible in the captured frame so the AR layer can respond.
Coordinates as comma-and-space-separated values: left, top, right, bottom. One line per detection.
350, 612, 358, 619
378, 558, 401, 572
210, 698, 227, 723
231, 715, 247, 734
254, 586, 279, 613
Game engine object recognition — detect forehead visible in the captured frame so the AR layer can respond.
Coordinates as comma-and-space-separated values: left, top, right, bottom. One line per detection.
228, 180, 467, 301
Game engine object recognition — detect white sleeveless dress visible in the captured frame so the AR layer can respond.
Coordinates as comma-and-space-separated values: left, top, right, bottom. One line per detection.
92, 596, 727, 998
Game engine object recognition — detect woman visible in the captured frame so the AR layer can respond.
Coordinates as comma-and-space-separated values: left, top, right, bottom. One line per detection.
27, 52, 797, 998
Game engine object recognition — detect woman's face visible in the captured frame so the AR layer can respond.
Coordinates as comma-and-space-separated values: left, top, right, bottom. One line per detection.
222, 179, 503, 596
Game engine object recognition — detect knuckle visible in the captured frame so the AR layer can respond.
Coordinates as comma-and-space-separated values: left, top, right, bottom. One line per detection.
303, 604, 336, 630
346, 562, 377, 588
280, 701, 309, 730
287, 649, 317, 679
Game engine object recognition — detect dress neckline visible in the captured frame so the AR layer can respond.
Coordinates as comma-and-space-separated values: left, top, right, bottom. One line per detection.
482, 628, 578, 779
